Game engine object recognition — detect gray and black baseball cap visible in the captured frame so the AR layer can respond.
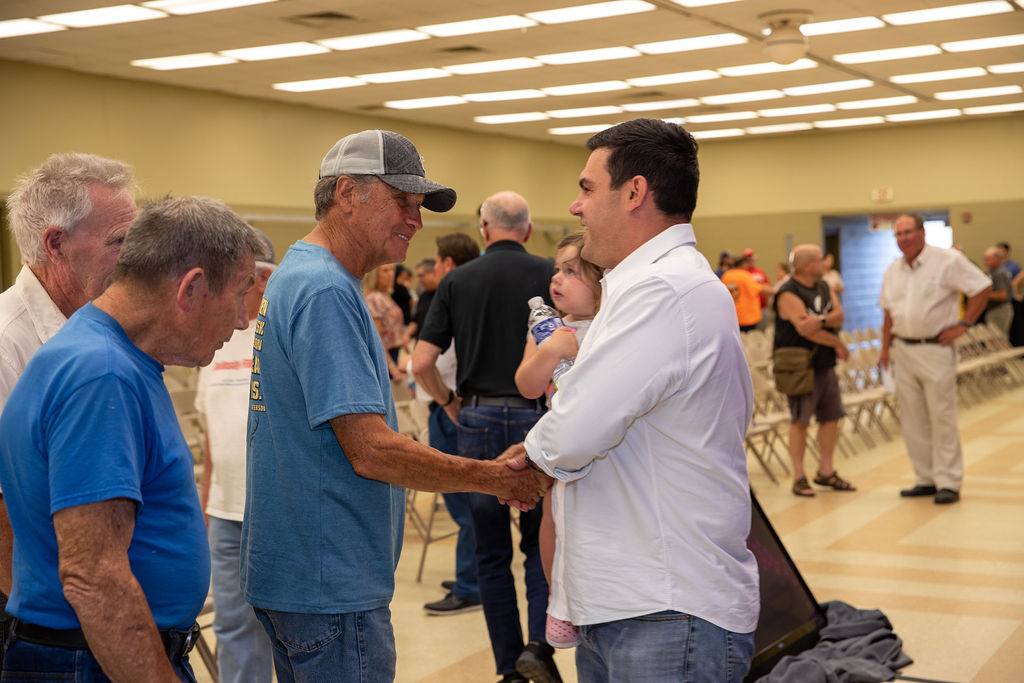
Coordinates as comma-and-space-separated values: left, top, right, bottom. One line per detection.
319, 130, 457, 213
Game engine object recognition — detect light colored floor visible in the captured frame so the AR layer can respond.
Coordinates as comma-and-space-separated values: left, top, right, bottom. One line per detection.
194, 383, 1024, 683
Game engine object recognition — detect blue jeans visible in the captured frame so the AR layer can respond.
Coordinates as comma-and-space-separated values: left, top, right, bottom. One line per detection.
1, 636, 198, 682
576, 611, 755, 683
428, 404, 479, 602
253, 607, 395, 683
458, 403, 548, 675
208, 516, 273, 683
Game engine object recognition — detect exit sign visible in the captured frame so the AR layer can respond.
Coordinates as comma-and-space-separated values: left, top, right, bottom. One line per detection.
872, 187, 894, 202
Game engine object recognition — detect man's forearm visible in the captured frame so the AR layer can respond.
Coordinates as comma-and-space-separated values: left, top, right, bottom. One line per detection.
963, 287, 992, 324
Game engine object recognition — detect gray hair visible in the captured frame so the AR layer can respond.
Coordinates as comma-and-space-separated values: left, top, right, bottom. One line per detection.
5, 152, 136, 266
480, 192, 530, 235
113, 196, 266, 295
313, 174, 377, 220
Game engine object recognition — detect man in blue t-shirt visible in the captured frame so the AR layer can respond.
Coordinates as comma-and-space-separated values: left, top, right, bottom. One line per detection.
0, 196, 265, 681
240, 130, 542, 682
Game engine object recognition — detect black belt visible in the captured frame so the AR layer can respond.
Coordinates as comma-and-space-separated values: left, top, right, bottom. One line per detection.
462, 394, 542, 409
12, 619, 201, 658
895, 335, 941, 344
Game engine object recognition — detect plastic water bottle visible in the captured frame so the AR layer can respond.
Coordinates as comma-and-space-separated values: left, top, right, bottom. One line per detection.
527, 297, 573, 385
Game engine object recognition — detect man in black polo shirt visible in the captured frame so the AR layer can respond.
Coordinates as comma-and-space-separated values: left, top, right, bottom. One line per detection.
413, 190, 559, 683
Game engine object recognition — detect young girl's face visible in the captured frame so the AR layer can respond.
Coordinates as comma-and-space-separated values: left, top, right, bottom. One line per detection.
551, 245, 598, 320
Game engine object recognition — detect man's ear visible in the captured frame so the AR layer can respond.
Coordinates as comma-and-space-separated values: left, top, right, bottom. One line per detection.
521, 222, 533, 244
624, 175, 649, 211
42, 226, 66, 262
333, 176, 361, 212
175, 267, 206, 312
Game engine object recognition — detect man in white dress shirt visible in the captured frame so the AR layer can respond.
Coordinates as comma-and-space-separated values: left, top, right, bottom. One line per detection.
0, 152, 137, 635
879, 213, 991, 505
518, 118, 760, 682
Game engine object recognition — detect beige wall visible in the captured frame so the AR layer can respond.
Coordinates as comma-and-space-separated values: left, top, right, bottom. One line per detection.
2, 59, 1023, 287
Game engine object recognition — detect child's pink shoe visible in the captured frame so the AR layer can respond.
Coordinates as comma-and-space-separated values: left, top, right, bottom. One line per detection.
546, 613, 580, 649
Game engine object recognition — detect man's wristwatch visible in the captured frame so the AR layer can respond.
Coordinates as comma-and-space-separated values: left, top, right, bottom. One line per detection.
440, 390, 455, 407
819, 314, 827, 325
957, 320, 970, 327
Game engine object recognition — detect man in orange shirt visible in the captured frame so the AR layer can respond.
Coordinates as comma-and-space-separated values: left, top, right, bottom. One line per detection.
722, 256, 773, 331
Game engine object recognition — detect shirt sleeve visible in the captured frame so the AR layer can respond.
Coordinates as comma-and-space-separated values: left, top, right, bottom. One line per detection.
289, 286, 388, 429
418, 278, 454, 351
524, 276, 685, 480
945, 252, 991, 298
47, 375, 146, 514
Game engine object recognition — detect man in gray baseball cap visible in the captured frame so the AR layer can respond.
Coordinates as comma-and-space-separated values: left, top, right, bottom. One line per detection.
241, 130, 543, 681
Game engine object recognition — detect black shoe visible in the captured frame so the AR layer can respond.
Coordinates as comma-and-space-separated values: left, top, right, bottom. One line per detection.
500, 675, 528, 683
441, 579, 456, 591
900, 485, 937, 497
515, 639, 562, 683
934, 488, 960, 504
423, 592, 482, 615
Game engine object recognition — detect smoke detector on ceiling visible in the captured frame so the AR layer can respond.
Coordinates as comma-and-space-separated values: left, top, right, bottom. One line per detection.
758, 9, 813, 64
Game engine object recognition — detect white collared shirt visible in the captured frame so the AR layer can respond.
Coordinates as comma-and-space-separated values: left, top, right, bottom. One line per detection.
879, 244, 991, 338
0, 265, 67, 409
523, 224, 760, 634
0, 266, 67, 495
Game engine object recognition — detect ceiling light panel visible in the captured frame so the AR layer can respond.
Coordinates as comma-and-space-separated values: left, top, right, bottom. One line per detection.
635, 33, 747, 54
886, 109, 962, 121
690, 128, 745, 139
834, 45, 943, 64
988, 61, 1024, 73
890, 67, 988, 83
549, 124, 615, 135
132, 52, 237, 70
272, 76, 365, 92
220, 42, 328, 61
934, 85, 1023, 99
476, 113, 550, 124
670, 0, 744, 7
620, 98, 700, 111
462, 89, 547, 102
536, 47, 641, 65
760, 104, 837, 117
417, 15, 536, 38
701, 90, 785, 105
963, 101, 1024, 114
357, 68, 451, 84
141, 0, 277, 14
542, 81, 631, 96
687, 111, 758, 123
783, 79, 873, 96
526, 1, 656, 24
718, 59, 817, 77
941, 34, 1024, 52
626, 70, 719, 86
385, 96, 467, 110
0, 18, 66, 38
317, 30, 429, 51
40, 4, 166, 27
882, 1, 1014, 26
837, 96, 918, 110
800, 17, 885, 36
746, 123, 814, 134
443, 58, 542, 75
814, 116, 885, 128
547, 105, 624, 118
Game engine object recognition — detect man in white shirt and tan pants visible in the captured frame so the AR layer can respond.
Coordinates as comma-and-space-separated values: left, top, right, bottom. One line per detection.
513, 118, 760, 682
879, 213, 991, 505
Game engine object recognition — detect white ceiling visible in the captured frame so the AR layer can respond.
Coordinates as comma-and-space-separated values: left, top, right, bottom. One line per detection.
1, 0, 1022, 144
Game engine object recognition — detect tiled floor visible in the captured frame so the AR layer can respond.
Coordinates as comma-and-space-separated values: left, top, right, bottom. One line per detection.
193, 383, 1024, 683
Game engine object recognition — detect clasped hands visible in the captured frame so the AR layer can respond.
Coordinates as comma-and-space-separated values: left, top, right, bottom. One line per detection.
495, 443, 553, 511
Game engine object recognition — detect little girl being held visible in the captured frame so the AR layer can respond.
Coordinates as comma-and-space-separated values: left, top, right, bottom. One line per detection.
514, 231, 602, 649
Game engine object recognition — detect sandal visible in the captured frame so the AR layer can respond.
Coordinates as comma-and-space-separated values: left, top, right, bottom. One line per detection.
813, 471, 857, 491
792, 477, 815, 497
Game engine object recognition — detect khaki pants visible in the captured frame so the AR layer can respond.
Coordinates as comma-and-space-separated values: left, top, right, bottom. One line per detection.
986, 303, 1013, 341
893, 339, 963, 491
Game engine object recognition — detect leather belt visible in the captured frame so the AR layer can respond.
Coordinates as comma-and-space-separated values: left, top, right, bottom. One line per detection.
462, 394, 542, 410
12, 620, 201, 658
895, 335, 941, 344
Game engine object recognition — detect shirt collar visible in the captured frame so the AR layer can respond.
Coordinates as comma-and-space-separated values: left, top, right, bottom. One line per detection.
602, 224, 695, 296
482, 239, 526, 254
17, 265, 67, 343
901, 243, 932, 271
